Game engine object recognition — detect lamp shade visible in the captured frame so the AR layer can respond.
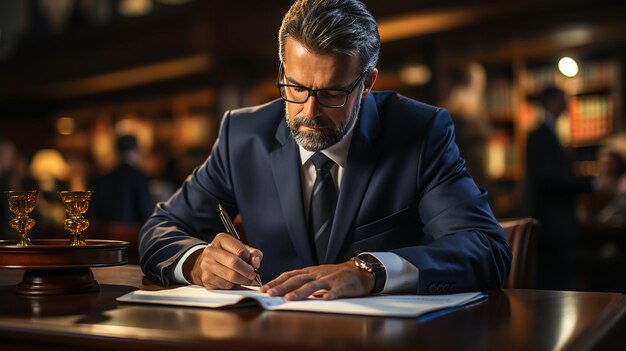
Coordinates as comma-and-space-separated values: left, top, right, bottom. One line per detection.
29, 149, 70, 181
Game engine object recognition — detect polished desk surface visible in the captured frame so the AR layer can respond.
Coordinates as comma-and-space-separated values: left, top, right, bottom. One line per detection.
0, 265, 624, 351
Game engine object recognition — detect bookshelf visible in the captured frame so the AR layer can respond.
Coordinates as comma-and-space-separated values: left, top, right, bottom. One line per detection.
485, 66, 520, 184
484, 58, 621, 216
521, 60, 617, 146
49, 88, 218, 188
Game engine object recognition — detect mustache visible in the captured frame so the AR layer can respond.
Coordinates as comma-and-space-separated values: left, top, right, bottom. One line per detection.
291, 116, 333, 129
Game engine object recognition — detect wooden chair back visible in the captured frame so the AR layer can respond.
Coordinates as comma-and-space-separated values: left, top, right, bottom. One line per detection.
500, 217, 540, 289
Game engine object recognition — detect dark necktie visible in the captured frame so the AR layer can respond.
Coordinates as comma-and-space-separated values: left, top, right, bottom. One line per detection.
309, 152, 337, 264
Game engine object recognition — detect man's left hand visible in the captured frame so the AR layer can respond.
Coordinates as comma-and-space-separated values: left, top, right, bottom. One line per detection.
259, 260, 374, 300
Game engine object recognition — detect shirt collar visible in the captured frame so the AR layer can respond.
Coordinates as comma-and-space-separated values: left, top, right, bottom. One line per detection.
299, 128, 354, 168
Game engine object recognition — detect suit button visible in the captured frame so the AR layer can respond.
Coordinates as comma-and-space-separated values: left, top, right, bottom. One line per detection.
428, 283, 436, 294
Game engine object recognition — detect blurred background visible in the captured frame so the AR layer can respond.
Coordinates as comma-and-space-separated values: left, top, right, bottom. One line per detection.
0, 0, 625, 291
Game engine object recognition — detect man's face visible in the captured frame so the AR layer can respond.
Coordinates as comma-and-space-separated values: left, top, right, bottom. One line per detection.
282, 38, 376, 151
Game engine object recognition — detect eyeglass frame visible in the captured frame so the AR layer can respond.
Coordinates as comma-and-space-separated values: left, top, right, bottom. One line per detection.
276, 63, 368, 108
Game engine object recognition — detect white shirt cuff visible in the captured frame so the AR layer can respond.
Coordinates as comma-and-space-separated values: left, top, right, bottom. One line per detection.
365, 252, 419, 294
173, 244, 207, 284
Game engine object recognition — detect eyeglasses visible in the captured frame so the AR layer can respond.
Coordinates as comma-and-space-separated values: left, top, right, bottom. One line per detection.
276, 63, 367, 108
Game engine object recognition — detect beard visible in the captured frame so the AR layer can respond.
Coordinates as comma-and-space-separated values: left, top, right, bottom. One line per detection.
285, 89, 363, 152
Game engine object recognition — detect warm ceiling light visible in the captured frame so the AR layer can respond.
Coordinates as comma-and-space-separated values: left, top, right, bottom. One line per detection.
115, 118, 136, 135
158, 0, 191, 4
399, 64, 432, 86
118, 0, 153, 17
56, 117, 76, 135
558, 57, 579, 77
41, 54, 212, 99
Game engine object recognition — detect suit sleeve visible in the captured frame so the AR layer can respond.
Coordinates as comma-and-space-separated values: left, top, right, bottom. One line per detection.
138, 111, 237, 285
393, 108, 511, 294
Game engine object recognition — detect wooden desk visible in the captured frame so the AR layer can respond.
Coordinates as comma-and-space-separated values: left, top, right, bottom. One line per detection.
0, 265, 624, 351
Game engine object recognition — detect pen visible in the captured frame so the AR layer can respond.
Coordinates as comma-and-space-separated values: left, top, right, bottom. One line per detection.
218, 204, 263, 286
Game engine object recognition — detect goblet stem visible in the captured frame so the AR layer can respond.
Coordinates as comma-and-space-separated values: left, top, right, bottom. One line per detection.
10, 217, 36, 246
64, 216, 89, 246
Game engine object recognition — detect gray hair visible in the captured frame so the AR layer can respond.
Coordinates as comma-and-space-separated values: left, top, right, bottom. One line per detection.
278, 0, 380, 73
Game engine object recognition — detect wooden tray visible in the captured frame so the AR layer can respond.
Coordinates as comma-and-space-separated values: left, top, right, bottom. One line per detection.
0, 239, 129, 295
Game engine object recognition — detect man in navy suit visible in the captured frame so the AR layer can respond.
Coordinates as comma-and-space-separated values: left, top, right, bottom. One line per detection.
139, 0, 511, 299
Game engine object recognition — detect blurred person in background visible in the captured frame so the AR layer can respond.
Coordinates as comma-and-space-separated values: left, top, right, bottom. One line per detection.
603, 172, 626, 227
143, 146, 176, 204
578, 147, 626, 227
90, 134, 155, 224
520, 85, 594, 290
441, 62, 490, 190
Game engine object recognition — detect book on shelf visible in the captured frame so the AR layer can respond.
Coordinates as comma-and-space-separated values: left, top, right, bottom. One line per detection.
569, 94, 613, 144
117, 285, 487, 319
486, 79, 516, 119
488, 131, 515, 179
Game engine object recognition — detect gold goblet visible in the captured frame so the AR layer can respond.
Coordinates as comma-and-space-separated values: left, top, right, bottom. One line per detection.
6, 191, 38, 246
58, 191, 92, 246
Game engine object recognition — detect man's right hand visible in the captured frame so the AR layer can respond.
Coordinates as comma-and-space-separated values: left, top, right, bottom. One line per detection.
183, 233, 263, 289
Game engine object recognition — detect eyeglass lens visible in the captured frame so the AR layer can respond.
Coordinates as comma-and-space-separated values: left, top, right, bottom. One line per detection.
280, 86, 347, 107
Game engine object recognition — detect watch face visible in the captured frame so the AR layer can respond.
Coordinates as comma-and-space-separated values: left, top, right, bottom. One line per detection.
357, 254, 382, 269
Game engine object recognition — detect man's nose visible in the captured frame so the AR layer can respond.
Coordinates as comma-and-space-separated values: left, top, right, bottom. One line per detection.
302, 94, 321, 118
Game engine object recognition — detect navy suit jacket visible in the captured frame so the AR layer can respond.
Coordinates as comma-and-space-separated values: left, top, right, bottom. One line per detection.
139, 92, 511, 294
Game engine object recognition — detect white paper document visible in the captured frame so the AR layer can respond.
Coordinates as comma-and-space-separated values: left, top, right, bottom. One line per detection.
117, 286, 486, 318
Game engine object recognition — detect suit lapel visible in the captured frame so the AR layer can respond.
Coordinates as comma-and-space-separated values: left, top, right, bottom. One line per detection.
325, 95, 381, 263
270, 120, 316, 266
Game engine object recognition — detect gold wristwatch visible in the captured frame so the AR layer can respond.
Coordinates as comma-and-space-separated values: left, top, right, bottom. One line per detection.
352, 253, 386, 294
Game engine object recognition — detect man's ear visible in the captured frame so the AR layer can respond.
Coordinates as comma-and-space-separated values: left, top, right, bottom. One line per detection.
361, 68, 378, 99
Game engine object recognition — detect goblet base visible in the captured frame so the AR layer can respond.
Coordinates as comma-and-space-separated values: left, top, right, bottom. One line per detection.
17, 268, 100, 295
16, 236, 33, 247
69, 234, 87, 246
